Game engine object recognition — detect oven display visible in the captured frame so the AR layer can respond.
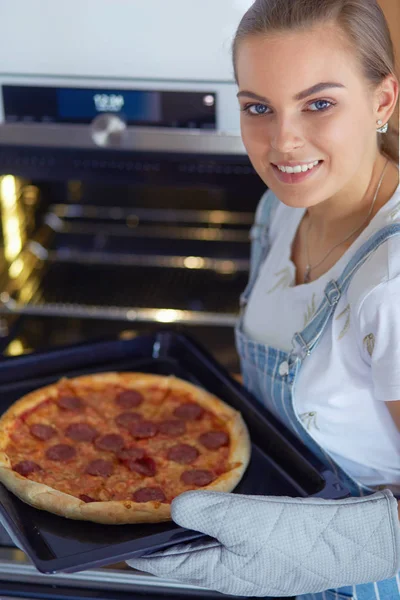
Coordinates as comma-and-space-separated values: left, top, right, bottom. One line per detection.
2, 85, 216, 129
57, 88, 161, 123
93, 93, 125, 113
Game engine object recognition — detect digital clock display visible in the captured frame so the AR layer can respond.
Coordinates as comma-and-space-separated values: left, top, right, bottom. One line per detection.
57, 88, 161, 122
93, 93, 125, 112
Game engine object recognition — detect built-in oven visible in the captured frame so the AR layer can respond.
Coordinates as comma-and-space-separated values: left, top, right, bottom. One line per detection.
0, 76, 278, 600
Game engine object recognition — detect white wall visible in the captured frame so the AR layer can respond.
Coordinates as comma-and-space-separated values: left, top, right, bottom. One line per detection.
0, 0, 254, 81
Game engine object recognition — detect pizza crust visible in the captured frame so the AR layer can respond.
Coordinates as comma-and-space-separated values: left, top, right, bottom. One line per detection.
0, 466, 171, 524
0, 372, 251, 524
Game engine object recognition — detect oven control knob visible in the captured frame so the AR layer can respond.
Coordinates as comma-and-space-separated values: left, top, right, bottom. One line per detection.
91, 113, 127, 147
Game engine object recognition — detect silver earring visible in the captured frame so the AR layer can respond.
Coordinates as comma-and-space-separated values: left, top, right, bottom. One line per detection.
377, 120, 388, 134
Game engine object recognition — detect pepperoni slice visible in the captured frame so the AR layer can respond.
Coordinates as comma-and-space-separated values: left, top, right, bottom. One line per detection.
65, 422, 98, 442
129, 420, 158, 439
167, 444, 199, 464
115, 390, 143, 409
133, 487, 166, 503
46, 444, 76, 461
158, 419, 186, 436
58, 396, 83, 411
85, 459, 114, 477
117, 447, 146, 462
127, 456, 157, 477
94, 434, 125, 452
115, 412, 142, 429
198, 431, 229, 450
30, 424, 57, 441
173, 402, 204, 421
13, 460, 41, 476
79, 494, 96, 503
181, 469, 215, 486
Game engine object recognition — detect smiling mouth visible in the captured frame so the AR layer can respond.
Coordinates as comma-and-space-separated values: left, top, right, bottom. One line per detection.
271, 160, 324, 183
271, 160, 323, 172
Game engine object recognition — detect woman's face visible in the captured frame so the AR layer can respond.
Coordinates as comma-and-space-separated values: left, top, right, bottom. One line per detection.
236, 22, 380, 208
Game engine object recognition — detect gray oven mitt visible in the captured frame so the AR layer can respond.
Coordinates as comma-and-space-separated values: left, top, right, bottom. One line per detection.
126, 489, 400, 597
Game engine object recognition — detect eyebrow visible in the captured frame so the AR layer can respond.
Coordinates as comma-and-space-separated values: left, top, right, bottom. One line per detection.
236, 82, 346, 103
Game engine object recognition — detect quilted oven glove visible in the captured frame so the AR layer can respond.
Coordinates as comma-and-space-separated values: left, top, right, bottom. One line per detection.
127, 489, 400, 597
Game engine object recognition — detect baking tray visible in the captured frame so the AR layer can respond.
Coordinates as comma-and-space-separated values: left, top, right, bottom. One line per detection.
0, 330, 350, 574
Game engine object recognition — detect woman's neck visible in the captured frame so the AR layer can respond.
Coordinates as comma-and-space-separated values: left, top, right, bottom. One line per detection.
305, 154, 398, 245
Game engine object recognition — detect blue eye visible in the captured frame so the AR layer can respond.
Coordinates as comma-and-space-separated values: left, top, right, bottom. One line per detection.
241, 103, 270, 116
308, 100, 333, 112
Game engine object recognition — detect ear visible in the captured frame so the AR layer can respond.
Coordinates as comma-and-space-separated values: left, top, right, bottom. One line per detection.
374, 74, 399, 125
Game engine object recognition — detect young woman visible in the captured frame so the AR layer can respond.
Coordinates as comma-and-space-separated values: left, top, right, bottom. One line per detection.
128, 1, 400, 598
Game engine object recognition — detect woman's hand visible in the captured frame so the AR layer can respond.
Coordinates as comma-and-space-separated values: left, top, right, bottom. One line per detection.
127, 489, 400, 597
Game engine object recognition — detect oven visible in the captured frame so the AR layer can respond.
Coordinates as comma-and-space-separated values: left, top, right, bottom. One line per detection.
0, 75, 277, 599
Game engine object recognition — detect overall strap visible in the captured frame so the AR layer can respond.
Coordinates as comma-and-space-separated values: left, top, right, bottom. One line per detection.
290, 223, 400, 502
240, 189, 280, 308
291, 223, 400, 359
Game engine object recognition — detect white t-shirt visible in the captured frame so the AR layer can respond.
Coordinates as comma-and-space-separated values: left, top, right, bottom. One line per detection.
243, 182, 400, 489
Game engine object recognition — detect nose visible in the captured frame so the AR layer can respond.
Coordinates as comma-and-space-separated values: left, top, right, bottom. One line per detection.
269, 119, 304, 153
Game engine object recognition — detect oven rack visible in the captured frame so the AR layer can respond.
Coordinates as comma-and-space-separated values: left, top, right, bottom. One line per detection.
0, 199, 252, 326
0, 297, 238, 326
51, 221, 250, 243
0, 247, 246, 325
50, 203, 255, 227
43, 204, 252, 263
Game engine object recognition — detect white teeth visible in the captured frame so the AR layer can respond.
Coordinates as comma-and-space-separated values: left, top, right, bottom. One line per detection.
277, 160, 320, 173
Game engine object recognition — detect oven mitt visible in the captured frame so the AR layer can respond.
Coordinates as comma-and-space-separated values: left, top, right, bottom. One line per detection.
126, 489, 400, 597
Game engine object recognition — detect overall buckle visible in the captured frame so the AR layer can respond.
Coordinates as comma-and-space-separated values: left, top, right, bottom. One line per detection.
291, 332, 311, 359
324, 280, 341, 306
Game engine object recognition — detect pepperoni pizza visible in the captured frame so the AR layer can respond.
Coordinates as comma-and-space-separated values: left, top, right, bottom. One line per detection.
0, 372, 251, 524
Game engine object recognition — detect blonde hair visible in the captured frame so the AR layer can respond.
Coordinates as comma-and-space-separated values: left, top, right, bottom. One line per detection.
232, 0, 399, 164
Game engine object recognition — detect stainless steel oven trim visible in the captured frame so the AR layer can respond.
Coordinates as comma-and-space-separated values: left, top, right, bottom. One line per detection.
0, 554, 211, 594
0, 123, 246, 155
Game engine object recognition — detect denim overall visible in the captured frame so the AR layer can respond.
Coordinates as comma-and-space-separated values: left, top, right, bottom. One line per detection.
234, 191, 400, 600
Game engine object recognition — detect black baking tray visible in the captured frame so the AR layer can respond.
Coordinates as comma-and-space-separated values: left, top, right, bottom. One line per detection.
0, 330, 350, 574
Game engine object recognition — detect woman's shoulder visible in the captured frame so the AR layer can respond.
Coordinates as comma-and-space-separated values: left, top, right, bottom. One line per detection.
254, 188, 301, 243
